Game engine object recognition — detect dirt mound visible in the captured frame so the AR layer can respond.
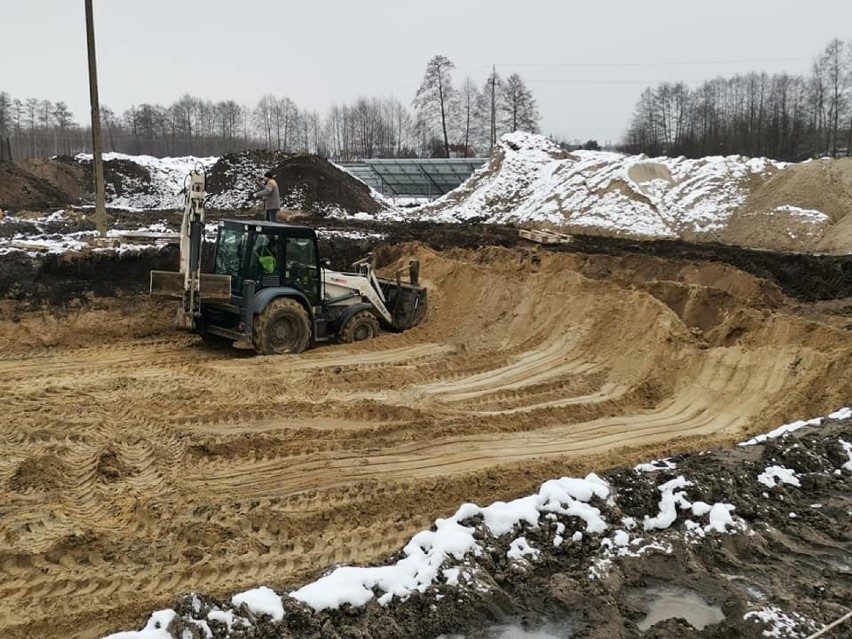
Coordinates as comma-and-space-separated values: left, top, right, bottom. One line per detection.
0, 160, 71, 210
17, 157, 87, 203
721, 157, 852, 252
0, 155, 155, 212
744, 157, 852, 223
275, 153, 383, 215
206, 150, 382, 215
0, 246, 179, 307
75, 155, 155, 199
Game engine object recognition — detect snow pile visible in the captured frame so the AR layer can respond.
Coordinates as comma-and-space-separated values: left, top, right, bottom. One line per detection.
634, 457, 676, 473
76, 153, 217, 211
409, 132, 788, 238
105, 610, 175, 639
642, 476, 737, 534
840, 439, 852, 472
739, 416, 825, 446
291, 473, 611, 612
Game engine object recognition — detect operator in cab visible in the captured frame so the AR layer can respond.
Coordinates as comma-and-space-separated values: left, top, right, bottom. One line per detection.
250, 170, 281, 222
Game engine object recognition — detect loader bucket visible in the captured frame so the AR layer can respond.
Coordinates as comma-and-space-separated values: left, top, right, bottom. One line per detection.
150, 270, 233, 301
378, 278, 428, 331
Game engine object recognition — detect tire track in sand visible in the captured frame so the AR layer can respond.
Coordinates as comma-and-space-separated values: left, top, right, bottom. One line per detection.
2, 246, 851, 639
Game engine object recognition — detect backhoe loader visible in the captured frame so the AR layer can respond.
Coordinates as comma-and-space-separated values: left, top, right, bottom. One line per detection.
150, 167, 426, 355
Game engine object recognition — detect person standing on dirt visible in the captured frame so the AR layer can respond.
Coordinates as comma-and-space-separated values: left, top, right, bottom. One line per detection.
250, 170, 281, 222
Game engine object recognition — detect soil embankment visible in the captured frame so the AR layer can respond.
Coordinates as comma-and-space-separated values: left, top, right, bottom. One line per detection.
1, 234, 851, 638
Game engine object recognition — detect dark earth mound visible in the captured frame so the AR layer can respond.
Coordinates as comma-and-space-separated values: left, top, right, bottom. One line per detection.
18, 156, 87, 204
206, 150, 382, 215
0, 160, 70, 210
3, 222, 852, 311
554, 235, 852, 303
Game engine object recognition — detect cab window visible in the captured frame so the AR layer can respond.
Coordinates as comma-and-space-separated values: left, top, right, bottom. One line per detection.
214, 228, 247, 291
285, 237, 319, 302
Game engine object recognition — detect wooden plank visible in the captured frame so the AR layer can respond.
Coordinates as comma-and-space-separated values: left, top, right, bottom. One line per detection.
519, 228, 572, 245
10, 240, 51, 251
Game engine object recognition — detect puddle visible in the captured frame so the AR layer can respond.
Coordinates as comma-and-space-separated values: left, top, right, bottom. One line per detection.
438, 620, 569, 638
636, 586, 725, 631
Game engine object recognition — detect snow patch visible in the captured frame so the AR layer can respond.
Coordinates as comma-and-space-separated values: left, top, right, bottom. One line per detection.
757, 466, 801, 488
231, 586, 284, 622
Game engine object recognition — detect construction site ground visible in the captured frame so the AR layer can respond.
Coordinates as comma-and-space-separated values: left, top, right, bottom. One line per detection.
1, 221, 851, 639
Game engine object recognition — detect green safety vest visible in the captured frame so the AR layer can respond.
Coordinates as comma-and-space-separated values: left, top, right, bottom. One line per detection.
257, 247, 276, 273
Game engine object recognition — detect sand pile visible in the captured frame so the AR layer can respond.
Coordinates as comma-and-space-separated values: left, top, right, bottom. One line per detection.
724, 157, 852, 252
411, 132, 852, 254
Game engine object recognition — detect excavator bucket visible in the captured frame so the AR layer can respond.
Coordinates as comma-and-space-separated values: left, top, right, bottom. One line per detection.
377, 259, 427, 331
150, 270, 232, 301
386, 281, 427, 330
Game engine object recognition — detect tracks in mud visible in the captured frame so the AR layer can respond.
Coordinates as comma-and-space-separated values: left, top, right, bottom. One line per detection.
1, 245, 851, 639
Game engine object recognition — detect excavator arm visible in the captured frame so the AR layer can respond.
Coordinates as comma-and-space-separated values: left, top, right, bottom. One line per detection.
150, 167, 231, 327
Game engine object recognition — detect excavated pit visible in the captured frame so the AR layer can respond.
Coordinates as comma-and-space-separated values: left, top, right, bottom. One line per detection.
1, 228, 851, 639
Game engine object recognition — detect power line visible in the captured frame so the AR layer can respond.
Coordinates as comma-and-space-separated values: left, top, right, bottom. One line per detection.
492, 57, 813, 69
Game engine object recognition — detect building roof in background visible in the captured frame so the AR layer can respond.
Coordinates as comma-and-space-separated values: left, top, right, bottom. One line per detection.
340, 158, 487, 199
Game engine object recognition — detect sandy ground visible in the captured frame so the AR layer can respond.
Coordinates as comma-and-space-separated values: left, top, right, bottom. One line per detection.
1, 244, 851, 638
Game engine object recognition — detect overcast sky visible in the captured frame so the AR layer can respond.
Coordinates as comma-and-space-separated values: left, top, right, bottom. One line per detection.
2, 1, 850, 145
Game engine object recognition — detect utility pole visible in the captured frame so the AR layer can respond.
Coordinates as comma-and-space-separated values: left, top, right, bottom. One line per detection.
488, 65, 498, 154
85, 0, 107, 237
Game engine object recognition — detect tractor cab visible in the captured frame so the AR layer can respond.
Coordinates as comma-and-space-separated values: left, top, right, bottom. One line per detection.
213, 219, 321, 304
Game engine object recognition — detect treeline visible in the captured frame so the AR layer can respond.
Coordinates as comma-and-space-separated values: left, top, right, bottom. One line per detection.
621, 38, 852, 161
0, 54, 539, 162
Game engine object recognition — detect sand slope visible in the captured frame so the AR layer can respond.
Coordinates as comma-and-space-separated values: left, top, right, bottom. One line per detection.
1, 245, 850, 638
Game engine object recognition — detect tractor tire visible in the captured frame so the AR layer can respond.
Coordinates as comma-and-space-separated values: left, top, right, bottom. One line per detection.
253, 298, 311, 355
339, 310, 380, 344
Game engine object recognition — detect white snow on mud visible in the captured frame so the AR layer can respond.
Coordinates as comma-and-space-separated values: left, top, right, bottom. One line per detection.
75, 152, 217, 211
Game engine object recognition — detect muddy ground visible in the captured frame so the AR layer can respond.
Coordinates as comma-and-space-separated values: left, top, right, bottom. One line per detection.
1, 222, 851, 639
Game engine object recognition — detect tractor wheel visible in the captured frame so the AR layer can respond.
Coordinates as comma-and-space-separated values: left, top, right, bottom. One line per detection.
253, 298, 311, 355
339, 310, 380, 344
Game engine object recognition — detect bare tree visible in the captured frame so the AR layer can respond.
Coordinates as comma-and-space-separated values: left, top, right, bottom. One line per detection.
474, 68, 502, 154
413, 55, 457, 157
53, 101, 74, 155
272, 96, 297, 151
254, 94, 274, 148
499, 73, 540, 134
171, 94, 198, 154
0, 92, 10, 137
621, 37, 852, 161
816, 39, 849, 157
458, 78, 480, 157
